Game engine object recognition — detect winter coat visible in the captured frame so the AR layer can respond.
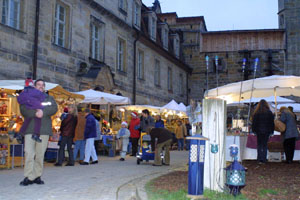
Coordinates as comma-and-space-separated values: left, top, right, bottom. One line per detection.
20, 94, 58, 136
155, 119, 165, 128
117, 128, 130, 152
74, 112, 86, 141
150, 128, 173, 151
280, 110, 299, 139
84, 114, 97, 139
129, 117, 140, 138
17, 87, 46, 110
252, 110, 274, 135
140, 116, 155, 132
60, 114, 77, 138
175, 124, 187, 139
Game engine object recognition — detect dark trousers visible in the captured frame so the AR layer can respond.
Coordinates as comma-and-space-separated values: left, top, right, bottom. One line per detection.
257, 134, 269, 163
131, 137, 139, 156
284, 137, 296, 162
58, 136, 74, 165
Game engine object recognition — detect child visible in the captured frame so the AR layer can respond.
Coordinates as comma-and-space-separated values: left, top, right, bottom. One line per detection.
116, 121, 130, 161
60, 107, 68, 121
17, 78, 46, 142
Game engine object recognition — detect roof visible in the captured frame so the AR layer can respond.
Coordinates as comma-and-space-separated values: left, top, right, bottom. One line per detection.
82, 62, 105, 78
202, 29, 285, 35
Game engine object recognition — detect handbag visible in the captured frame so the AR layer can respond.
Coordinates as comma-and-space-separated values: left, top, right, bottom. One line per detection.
274, 119, 286, 133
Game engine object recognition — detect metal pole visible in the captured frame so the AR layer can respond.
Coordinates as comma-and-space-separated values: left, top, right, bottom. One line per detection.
215, 56, 219, 96
206, 56, 209, 93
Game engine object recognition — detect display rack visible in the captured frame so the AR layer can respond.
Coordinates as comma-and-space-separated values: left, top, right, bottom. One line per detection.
0, 98, 11, 169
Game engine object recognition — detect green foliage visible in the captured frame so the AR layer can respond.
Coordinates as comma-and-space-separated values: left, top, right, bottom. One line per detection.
258, 188, 278, 197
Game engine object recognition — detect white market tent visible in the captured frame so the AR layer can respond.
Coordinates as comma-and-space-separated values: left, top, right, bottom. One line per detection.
74, 89, 131, 105
206, 75, 300, 104
178, 102, 187, 112
272, 103, 300, 113
161, 100, 181, 112
116, 105, 161, 113
228, 96, 295, 106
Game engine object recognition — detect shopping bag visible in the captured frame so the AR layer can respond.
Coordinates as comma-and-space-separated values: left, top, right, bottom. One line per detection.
274, 119, 286, 133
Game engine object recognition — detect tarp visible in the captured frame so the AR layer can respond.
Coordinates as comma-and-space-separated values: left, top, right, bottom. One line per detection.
178, 102, 187, 112
206, 75, 300, 103
161, 100, 181, 111
74, 89, 131, 105
228, 96, 294, 106
116, 105, 161, 113
0, 80, 84, 101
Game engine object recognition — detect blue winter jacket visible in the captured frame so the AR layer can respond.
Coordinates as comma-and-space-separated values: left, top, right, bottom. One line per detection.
155, 120, 165, 128
84, 114, 97, 139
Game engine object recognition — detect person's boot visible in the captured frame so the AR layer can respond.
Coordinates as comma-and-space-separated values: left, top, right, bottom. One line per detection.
32, 135, 42, 143
33, 177, 44, 184
20, 177, 33, 186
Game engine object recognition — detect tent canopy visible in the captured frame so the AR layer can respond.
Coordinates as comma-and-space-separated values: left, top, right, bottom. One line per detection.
272, 103, 300, 113
74, 89, 131, 105
0, 80, 84, 101
228, 96, 294, 106
178, 103, 187, 112
161, 100, 181, 112
206, 75, 300, 103
116, 105, 161, 113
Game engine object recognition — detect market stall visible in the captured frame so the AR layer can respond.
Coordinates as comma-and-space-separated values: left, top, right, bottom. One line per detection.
206, 75, 300, 161
0, 80, 84, 167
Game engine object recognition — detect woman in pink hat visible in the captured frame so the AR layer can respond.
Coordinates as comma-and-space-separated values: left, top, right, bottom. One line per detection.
129, 112, 140, 156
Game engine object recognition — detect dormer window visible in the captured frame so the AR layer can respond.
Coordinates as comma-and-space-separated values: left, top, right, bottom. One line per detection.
147, 12, 157, 41
159, 23, 169, 50
171, 34, 180, 58
133, 1, 141, 29
119, 0, 127, 14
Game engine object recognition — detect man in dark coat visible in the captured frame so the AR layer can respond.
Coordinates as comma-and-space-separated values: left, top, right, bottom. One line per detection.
149, 128, 173, 166
81, 108, 98, 165
20, 79, 58, 186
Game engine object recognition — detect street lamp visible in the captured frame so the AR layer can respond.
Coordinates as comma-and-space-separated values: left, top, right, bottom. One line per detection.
225, 145, 246, 196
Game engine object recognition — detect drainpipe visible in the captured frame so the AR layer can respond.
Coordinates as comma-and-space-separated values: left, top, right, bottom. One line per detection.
186, 72, 189, 105
32, 0, 40, 80
133, 30, 141, 105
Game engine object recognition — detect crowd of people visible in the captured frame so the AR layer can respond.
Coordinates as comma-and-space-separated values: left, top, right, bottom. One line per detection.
17, 79, 191, 186
251, 99, 299, 164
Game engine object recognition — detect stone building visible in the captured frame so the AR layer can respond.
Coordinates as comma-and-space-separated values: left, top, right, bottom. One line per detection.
0, 0, 190, 106
159, 12, 286, 101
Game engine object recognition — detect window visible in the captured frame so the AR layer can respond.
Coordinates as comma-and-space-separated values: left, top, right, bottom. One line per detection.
53, 2, 70, 48
163, 28, 168, 49
175, 38, 180, 58
179, 73, 184, 95
133, 2, 140, 28
149, 16, 156, 41
117, 38, 126, 72
91, 24, 100, 60
119, 0, 127, 13
137, 50, 144, 79
167, 67, 172, 91
154, 59, 160, 86
1, 0, 20, 29
90, 16, 104, 62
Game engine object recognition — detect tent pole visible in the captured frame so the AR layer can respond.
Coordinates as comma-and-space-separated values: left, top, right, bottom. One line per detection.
274, 87, 278, 118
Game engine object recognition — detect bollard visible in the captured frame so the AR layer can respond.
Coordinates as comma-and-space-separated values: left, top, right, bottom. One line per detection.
186, 134, 209, 199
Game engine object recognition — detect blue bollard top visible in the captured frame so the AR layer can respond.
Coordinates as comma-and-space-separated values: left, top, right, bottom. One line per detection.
186, 134, 209, 141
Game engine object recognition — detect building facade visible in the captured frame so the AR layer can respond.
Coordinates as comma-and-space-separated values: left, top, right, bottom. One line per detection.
0, 0, 190, 106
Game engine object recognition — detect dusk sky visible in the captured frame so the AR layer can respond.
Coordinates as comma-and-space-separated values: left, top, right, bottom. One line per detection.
142, 0, 278, 31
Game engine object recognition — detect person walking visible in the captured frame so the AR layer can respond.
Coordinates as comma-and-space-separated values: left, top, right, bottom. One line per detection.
81, 109, 98, 165
55, 104, 78, 167
129, 112, 140, 156
73, 106, 86, 164
175, 120, 187, 151
149, 128, 173, 166
185, 119, 192, 150
140, 109, 155, 133
252, 99, 274, 164
117, 121, 131, 161
279, 106, 299, 164
19, 79, 58, 186
155, 115, 164, 128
